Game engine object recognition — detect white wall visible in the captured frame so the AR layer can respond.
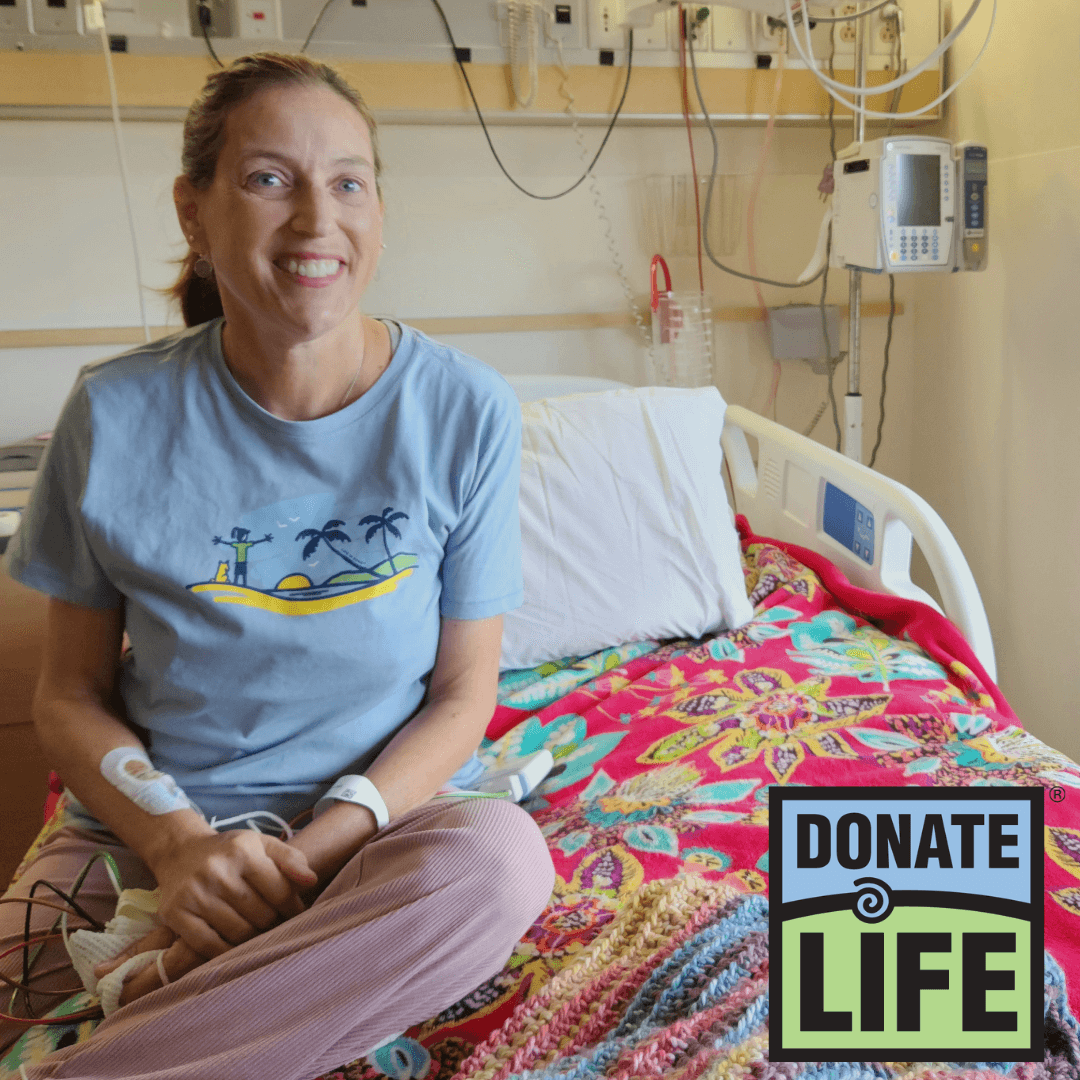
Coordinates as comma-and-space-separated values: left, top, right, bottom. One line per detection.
909, 0, 1080, 761
1, 116, 913, 487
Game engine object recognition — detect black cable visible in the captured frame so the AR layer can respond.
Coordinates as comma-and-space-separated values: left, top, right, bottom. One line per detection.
19, 877, 107, 1018
426, 0, 634, 201
869, 22, 903, 467
868, 273, 894, 468
820, 229, 843, 452
823, 29, 841, 450
686, 24, 825, 289
301, 0, 337, 54
197, 3, 225, 69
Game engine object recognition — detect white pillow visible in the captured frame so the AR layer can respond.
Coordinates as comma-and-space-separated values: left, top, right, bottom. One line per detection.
500, 385, 753, 671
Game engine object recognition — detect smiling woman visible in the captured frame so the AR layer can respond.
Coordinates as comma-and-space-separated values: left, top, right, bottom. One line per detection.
1, 52, 553, 1080
171, 55, 388, 420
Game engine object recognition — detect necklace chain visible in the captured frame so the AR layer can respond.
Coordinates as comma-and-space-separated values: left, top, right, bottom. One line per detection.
338, 319, 368, 409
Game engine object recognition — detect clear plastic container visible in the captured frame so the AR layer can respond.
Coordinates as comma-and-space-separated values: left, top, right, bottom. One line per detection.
652, 291, 715, 388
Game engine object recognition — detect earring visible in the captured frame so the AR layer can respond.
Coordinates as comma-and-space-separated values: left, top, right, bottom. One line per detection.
381, 242, 387, 250
193, 255, 214, 279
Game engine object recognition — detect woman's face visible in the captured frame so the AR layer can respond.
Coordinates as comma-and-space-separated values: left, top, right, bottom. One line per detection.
175, 82, 383, 343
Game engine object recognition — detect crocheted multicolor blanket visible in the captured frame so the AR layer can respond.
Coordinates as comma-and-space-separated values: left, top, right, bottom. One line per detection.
6, 537, 1080, 1080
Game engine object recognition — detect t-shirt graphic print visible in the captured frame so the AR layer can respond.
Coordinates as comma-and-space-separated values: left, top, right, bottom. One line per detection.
191, 500, 417, 616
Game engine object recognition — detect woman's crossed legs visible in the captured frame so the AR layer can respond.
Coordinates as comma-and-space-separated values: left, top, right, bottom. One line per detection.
1, 796, 554, 1080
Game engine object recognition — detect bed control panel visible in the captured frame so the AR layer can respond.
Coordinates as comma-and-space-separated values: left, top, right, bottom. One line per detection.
823, 482, 875, 564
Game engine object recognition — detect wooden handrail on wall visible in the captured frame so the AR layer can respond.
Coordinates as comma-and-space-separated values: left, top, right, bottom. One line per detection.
0, 52, 940, 122
0, 303, 904, 349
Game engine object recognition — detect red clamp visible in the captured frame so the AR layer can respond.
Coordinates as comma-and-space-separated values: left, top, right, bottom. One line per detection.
650, 254, 672, 312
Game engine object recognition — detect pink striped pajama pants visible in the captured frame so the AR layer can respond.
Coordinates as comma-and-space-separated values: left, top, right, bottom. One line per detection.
1, 796, 555, 1080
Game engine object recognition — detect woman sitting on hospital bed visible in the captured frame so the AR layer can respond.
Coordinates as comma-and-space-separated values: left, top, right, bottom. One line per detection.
0, 52, 554, 1075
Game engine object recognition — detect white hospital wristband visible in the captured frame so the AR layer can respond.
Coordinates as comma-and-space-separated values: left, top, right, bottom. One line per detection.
313, 775, 390, 829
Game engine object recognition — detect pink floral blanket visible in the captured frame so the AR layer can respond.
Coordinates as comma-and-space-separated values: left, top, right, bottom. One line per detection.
357, 530, 1080, 1080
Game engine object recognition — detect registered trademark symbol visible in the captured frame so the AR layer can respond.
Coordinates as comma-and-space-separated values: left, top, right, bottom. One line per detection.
1050, 787, 1066, 803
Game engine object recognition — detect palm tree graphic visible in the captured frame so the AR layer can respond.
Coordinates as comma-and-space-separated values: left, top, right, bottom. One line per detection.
360, 508, 409, 573
295, 519, 382, 576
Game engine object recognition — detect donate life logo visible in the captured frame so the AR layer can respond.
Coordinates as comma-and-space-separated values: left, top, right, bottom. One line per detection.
771, 787, 1043, 1061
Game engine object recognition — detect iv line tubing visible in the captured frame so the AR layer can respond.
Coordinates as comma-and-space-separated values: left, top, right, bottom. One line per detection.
788, 0, 982, 97
784, 0, 997, 120
97, 19, 151, 345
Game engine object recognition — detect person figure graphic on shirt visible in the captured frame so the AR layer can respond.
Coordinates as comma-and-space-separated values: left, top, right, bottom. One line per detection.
212, 526, 272, 586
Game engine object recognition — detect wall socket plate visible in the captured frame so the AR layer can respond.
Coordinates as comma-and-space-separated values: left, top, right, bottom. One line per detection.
868, 1, 901, 63
832, 2, 858, 55
186, 0, 229, 37
0, 0, 28, 32
681, 5, 709, 50
634, 5, 671, 49
543, 0, 582, 46
710, 5, 750, 52
752, 11, 783, 52
30, 0, 82, 34
587, 0, 624, 50
829, 1, 901, 68
234, 0, 279, 39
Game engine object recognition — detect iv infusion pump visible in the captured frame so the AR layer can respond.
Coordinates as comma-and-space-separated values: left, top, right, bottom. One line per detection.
831, 137, 988, 274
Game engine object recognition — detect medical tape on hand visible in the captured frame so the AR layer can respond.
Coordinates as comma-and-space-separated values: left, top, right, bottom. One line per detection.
95, 950, 168, 1016
66, 887, 163, 1008
100, 746, 194, 815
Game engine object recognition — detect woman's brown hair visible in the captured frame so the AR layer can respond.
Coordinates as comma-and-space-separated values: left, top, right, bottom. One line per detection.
169, 52, 382, 328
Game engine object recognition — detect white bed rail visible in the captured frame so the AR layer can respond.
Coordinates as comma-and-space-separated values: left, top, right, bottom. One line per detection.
721, 405, 997, 681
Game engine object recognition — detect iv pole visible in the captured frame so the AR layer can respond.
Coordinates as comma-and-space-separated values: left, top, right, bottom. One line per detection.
844, 10, 867, 464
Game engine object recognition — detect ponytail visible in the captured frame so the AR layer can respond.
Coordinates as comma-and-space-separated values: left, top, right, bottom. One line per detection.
171, 250, 225, 329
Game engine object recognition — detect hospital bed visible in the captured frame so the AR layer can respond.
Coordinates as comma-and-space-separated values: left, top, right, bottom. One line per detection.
4, 376, 1079, 1080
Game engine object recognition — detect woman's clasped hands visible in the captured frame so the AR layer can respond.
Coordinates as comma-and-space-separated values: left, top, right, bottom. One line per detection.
93, 828, 318, 1007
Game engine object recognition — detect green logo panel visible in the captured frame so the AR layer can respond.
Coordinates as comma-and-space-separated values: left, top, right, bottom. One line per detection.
781, 907, 1031, 1052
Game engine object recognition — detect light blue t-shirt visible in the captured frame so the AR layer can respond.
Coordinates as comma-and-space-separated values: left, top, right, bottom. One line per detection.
6, 318, 522, 828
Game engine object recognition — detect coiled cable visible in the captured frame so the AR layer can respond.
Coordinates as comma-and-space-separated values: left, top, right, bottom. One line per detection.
548, 24, 655, 369
507, 1, 540, 109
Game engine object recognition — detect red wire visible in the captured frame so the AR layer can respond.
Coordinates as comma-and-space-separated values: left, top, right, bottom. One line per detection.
0, 931, 102, 1027
678, 6, 705, 296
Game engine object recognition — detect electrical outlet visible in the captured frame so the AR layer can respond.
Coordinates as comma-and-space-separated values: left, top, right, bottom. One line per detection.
30, 0, 81, 34
544, 0, 581, 45
752, 11, 784, 52
682, 5, 709, 50
587, 0, 624, 50
187, 0, 229, 37
633, 4, 671, 50
0, 0, 29, 33
234, 0, 278, 39
869, 1, 900, 61
710, 5, 749, 52
832, 2, 858, 55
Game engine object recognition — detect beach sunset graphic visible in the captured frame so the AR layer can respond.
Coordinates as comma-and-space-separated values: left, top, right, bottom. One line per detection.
189, 504, 417, 616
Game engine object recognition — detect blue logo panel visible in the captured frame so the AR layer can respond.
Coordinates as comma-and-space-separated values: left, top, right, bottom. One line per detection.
823, 482, 875, 564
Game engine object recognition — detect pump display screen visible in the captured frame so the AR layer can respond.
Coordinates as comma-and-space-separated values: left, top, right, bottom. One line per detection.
896, 154, 940, 226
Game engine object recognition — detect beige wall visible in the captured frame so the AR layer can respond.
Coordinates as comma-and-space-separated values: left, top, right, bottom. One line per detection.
0, 119, 913, 484
910, 0, 1080, 759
